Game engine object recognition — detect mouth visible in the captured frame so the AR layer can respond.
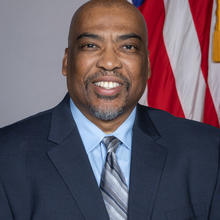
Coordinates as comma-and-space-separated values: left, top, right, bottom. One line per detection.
93, 81, 121, 90
91, 77, 124, 97
85, 72, 130, 98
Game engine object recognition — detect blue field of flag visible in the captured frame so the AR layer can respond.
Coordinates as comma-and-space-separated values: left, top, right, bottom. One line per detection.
132, 0, 145, 7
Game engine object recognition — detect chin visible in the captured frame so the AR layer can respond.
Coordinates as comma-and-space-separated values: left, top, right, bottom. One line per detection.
88, 104, 125, 121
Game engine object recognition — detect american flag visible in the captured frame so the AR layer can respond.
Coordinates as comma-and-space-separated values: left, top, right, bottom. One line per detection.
130, 0, 220, 128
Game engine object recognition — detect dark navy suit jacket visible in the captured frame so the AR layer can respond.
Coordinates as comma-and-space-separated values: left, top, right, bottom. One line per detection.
0, 94, 220, 220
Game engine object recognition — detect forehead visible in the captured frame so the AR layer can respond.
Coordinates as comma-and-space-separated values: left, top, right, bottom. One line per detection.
73, 5, 147, 37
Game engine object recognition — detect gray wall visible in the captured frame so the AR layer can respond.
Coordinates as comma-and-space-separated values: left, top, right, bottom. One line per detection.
0, 0, 88, 127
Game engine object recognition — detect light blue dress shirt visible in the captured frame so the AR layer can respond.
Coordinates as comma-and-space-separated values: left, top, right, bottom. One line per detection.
70, 99, 136, 188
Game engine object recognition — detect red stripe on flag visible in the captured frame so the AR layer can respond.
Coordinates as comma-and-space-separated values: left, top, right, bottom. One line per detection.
189, 0, 219, 127
204, 89, 220, 127
138, 0, 185, 118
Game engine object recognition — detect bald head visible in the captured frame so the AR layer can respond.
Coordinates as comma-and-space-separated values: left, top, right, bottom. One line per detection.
68, 0, 148, 48
62, 0, 150, 131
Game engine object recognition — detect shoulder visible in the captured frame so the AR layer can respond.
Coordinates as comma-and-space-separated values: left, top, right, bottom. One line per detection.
0, 108, 53, 154
137, 105, 220, 171
137, 104, 220, 146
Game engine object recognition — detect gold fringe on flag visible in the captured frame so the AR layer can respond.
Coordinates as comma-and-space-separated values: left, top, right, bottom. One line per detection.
213, 0, 220, 62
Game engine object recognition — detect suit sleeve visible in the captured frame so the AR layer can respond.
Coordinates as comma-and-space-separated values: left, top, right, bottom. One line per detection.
0, 181, 13, 220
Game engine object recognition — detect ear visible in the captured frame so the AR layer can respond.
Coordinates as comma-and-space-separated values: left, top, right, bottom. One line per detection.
62, 48, 68, 76
147, 56, 151, 79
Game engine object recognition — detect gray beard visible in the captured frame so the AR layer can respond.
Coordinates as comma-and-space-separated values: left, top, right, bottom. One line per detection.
89, 104, 125, 121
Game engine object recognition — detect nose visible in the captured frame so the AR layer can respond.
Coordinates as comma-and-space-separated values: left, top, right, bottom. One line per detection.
96, 46, 122, 71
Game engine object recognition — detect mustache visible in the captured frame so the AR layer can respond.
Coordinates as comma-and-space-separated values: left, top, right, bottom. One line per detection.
84, 70, 130, 90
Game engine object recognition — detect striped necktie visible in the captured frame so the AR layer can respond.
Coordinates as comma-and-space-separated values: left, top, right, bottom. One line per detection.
100, 136, 128, 220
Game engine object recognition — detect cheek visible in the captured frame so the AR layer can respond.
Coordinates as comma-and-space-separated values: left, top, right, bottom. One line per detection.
71, 55, 89, 74
124, 56, 147, 83
67, 54, 99, 97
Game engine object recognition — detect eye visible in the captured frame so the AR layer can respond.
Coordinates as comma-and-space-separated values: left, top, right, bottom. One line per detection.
80, 43, 98, 50
121, 44, 138, 52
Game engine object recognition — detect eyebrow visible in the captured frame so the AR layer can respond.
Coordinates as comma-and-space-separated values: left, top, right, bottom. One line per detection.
117, 33, 143, 42
76, 33, 103, 41
76, 32, 143, 42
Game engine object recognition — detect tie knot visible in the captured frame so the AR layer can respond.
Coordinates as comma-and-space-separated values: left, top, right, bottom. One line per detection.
102, 136, 121, 153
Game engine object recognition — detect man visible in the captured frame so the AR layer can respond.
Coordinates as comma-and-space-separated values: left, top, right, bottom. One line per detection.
0, 0, 219, 219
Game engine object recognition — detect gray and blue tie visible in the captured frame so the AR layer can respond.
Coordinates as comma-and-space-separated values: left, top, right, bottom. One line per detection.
100, 136, 128, 220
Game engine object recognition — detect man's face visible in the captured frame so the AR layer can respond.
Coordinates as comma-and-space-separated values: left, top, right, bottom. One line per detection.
63, 5, 148, 125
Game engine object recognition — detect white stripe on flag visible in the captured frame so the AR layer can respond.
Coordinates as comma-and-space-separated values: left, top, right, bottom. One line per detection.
163, 0, 206, 121
139, 84, 148, 106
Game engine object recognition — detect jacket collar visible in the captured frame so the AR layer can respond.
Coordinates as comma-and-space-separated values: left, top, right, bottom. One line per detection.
48, 94, 76, 144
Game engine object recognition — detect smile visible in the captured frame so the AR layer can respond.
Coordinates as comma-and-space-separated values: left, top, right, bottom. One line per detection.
93, 81, 121, 90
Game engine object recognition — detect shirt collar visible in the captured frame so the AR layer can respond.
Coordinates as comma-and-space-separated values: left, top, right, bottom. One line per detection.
70, 99, 136, 153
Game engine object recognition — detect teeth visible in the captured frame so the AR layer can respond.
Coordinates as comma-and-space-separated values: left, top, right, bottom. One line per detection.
94, 81, 120, 89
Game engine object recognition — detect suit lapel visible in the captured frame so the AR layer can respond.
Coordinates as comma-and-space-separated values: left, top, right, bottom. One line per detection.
47, 95, 109, 220
128, 105, 168, 220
